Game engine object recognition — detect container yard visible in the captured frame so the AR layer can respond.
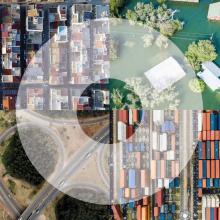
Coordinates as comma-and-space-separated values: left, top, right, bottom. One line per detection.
112, 110, 192, 219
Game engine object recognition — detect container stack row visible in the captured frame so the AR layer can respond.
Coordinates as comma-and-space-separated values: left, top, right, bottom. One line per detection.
197, 111, 220, 189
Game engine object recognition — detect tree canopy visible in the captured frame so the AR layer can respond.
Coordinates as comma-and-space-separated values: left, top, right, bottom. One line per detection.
185, 40, 218, 72
56, 195, 112, 220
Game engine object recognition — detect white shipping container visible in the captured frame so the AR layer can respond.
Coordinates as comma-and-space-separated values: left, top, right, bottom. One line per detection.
201, 207, 206, 220
198, 111, 202, 132
160, 133, 167, 152
206, 195, 211, 207
164, 178, 170, 189
158, 179, 163, 188
153, 110, 164, 124
118, 121, 126, 141
167, 150, 175, 160
152, 131, 158, 150
202, 196, 207, 207
129, 109, 133, 125
144, 187, 149, 196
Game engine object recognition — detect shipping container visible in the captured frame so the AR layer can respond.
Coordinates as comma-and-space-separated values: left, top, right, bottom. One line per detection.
133, 110, 138, 123
128, 169, 136, 188
198, 111, 202, 131
171, 135, 176, 150
118, 121, 127, 141
131, 189, 138, 199
161, 160, 165, 178
203, 131, 207, 141
207, 160, 211, 178
215, 131, 219, 140
198, 131, 202, 141
203, 179, 206, 188
216, 160, 220, 178
143, 196, 150, 206
198, 141, 203, 159
203, 160, 207, 178
152, 132, 158, 150
199, 160, 203, 179
203, 112, 207, 131
167, 213, 173, 220
136, 152, 141, 169
175, 162, 179, 177
174, 110, 179, 124
129, 109, 133, 125
171, 161, 175, 178
160, 133, 167, 152
198, 179, 202, 188
207, 112, 211, 131
205, 208, 210, 220
211, 160, 216, 178
156, 190, 163, 207
127, 125, 134, 140
151, 160, 157, 179
211, 141, 215, 159
136, 205, 141, 220
153, 207, 159, 217
120, 169, 126, 188
206, 141, 211, 159
211, 113, 216, 131
141, 206, 147, 220
159, 213, 165, 220
214, 141, 219, 159
124, 188, 130, 198
118, 110, 128, 123
141, 170, 147, 188
153, 110, 164, 124
211, 131, 215, 141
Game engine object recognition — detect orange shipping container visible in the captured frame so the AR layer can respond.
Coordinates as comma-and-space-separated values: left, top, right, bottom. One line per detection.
153, 207, 159, 217
171, 135, 176, 150
141, 206, 147, 220
198, 131, 202, 141
175, 162, 179, 177
137, 205, 142, 220
203, 113, 207, 131
151, 160, 157, 179
136, 152, 141, 169
203, 131, 207, 141
124, 188, 130, 198
211, 160, 216, 178
207, 131, 211, 141
199, 160, 203, 179
211, 141, 215, 159
141, 170, 147, 188
132, 110, 138, 122
160, 160, 165, 178
206, 208, 210, 220
218, 208, 220, 220
202, 179, 206, 188
216, 160, 220, 178
215, 131, 220, 140
207, 160, 211, 178
120, 169, 126, 188
206, 112, 211, 131
211, 131, 215, 141
197, 188, 202, 198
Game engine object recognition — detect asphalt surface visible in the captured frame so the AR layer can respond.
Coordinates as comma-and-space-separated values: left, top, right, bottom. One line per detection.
18, 125, 109, 220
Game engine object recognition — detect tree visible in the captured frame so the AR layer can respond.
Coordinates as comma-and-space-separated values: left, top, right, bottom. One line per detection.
188, 78, 205, 93
157, 0, 167, 4
110, 0, 125, 16
185, 40, 217, 72
2, 132, 44, 185
111, 88, 124, 109
56, 195, 112, 220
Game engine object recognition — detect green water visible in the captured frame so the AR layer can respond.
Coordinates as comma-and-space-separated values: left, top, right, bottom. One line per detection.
113, 0, 220, 109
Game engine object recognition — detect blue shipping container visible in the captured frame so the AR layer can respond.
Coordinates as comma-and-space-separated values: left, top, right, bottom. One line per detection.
171, 204, 176, 213
206, 179, 211, 188
198, 142, 203, 159
207, 141, 211, 160
211, 113, 216, 130
202, 160, 207, 178
210, 208, 214, 220
159, 213, 165, 220
167, 213, 173, 220
128, 169, 136, 188
218, 113, 220, 130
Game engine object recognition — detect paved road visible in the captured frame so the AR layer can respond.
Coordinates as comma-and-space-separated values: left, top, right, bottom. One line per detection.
18, 125, 109, 220
0, 126, 22, 219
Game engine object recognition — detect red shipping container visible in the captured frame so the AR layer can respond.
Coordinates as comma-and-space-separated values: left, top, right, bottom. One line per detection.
203, 113, 207, 131
155, 190, 163, 207
218, 208, 220, 220
211, 131, 215, 141
203, 131, 207, 141
207, 160, 211, 178
214, 208, 218, 220
211, 160, 216, 178
127, 125, 133, 140
216, 160, 220, 178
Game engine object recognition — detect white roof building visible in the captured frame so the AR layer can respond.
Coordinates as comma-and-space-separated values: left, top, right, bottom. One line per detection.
197, 62, 220, 91
144, 57, 186, 92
